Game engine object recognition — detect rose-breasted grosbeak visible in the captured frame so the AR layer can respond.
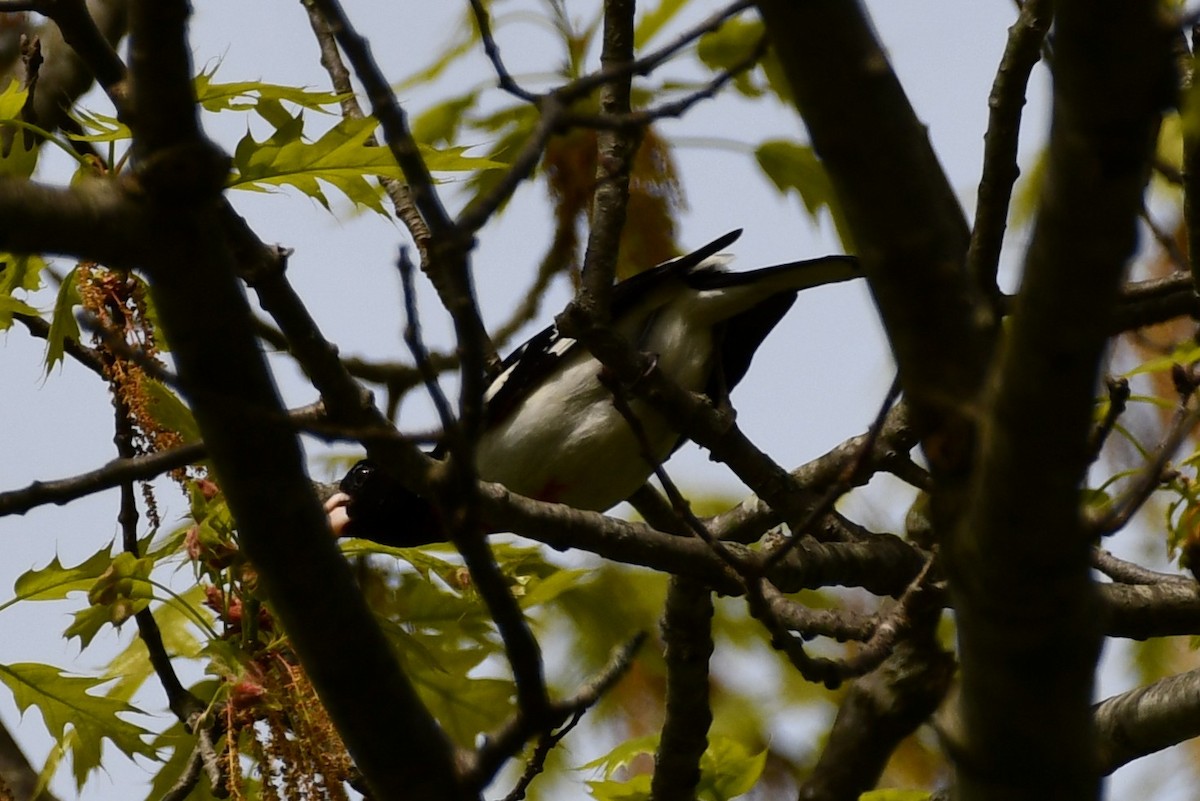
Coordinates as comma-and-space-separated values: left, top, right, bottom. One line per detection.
325, 230, 860, 546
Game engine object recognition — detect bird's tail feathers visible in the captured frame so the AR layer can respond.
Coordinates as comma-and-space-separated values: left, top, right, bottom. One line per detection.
689, 254, 862, 293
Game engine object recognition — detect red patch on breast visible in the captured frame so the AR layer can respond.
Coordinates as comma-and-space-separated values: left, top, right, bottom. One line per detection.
535, 479, 567, 503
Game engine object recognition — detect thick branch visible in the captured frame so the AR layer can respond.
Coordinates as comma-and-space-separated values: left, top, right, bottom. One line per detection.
797, 613, 952, 801
755, 0, 986, 454
0, 178, 143, 267
1094, 668, 1200, 774
122, 2, 465, 798
651, 577, 714, 801
949, 2, 1175, 798
27, 0, 129, 133
578, 0, 637, 315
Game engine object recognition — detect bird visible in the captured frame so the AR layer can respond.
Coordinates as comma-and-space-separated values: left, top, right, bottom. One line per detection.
324, 230, 861, 547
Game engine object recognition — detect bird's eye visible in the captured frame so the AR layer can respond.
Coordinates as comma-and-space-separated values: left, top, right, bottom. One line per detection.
340, 460, 377, 494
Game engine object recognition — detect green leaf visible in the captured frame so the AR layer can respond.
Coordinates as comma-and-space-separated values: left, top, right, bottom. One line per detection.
0, 132, 39, 178
394, 25, 480, 93
582, 735, 765, 801
33, 732, 69, 801
65, 553, 155, 647
6, 545, 116, 608
696, 737, 766, 801
697, 17, 766, 98
755, 140, 856, 250
194, 70, 344, 114
1010, 147, 1046, 230
67, 107, 132, 143
0, 81, 40, 178
230, 114, 502, 213
1125, 339, 1200, 377
583, 736, 657, 801
412, 91, 480, 147
142, 379, 201, 443
411, 670, 514, 749
580, 734, 659, 776
144, 706, 224, 801
0, 293, 38, 330
587, 775, 652, 801
45, 266, 82, 372
255, 115, 500, 209
858, 791, 932, 801
0, 251, 46, 295
0, 663, 156, 789
634, 0, 691, 48
0, 79, 26, 118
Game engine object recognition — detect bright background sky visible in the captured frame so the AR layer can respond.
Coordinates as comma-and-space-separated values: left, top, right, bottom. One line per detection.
2, 2, 1188, 799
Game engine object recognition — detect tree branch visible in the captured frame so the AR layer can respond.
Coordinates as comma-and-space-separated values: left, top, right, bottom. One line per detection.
950, 1, 1175, 794
966, 0, 1051, 307
1095, 667, 1200, 774
121, 2, 465, 798
651, 577, 714, 801
755, 0, 985, 456
797, 604, 952, 801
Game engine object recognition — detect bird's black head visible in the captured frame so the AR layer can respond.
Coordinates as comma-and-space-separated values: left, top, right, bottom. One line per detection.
325, 459, 442, 548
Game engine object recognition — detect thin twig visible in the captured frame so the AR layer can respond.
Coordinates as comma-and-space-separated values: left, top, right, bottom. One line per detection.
0, 441, 205, 516
0, 405, 333, 517
1142, 204, 1189, 271
397, 247, 456, 433
560, 36, 767, 131
966, 0, 1052, 308
305, 0, 451, 237
1087, 376, 1131, 463
465, 633, 646, 793
467, 0, 537, 102
761, 375, 902, 571
1091, 389, 1200, 535
300, 0, 430, 247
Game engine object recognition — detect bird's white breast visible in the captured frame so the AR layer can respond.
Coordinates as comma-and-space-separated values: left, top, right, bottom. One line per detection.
475, 299, 717, 512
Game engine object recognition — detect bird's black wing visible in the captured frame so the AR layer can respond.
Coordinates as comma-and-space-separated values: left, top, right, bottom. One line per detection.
482, 230, 745, 427
482, 324, 563, 427
711, 293, 797, 399
607, 229, 743, 319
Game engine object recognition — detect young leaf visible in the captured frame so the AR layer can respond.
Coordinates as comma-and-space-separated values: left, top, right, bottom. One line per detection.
0, 251, 46, 295
0, 81, 40, 178
194, 70, 344, 114
0, 293, 38, 330
142, 379, 201, 443
65, 553, 156, 647
0, 132, 39, 178
0, 663, 156, 789
695, 737, 767, 801
67, 108, 133, 143
45, 266, 82, 372
0, 79, 26, 118
228, 115, 503, 213
412, 91, 480, 147
697, 17, 767, 98
587, 775, 652, 801
580, 734, 659, 776
858, 791, 932, 801
6, 545, 117, 607
634, 0, 692, 49
755, 140, 856, 250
